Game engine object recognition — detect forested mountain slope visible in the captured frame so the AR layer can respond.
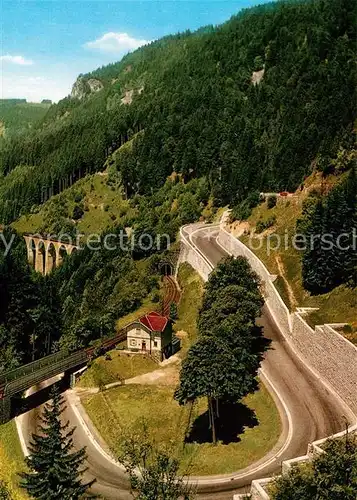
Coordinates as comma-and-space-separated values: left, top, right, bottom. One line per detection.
0, 99, 50, 143
0, 0, 355, 223
0, 230, 62, 370
1, 172, 210, 369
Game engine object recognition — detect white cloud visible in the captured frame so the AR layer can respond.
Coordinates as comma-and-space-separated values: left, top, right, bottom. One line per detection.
0, 54, 33, 66
0, 74, 73, 103
84, 32, 149, 53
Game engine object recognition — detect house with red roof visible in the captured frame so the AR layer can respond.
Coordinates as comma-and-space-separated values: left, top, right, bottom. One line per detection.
124, 311, 179, 360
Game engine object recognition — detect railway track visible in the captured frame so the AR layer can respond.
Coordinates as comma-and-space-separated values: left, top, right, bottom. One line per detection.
162, 275, 180, 317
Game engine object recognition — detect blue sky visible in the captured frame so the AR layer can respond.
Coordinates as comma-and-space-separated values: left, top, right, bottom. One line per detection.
1, 0, 273, 102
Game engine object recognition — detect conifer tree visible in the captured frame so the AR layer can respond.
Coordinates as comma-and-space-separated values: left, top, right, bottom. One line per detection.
301, 168, 357, 294
20, 387, 95, 499
302, 200, 329, 293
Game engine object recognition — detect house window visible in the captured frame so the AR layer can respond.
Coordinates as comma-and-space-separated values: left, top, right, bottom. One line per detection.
136, 327, 141, 334
130, 339, 137, 346
154, 341, 158, 348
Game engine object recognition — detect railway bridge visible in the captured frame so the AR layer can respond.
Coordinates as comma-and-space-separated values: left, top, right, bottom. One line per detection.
23, 234, 79, 275
0, 331, 126, 424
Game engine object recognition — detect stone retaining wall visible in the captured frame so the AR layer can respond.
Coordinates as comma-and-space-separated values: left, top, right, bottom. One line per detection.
217, 226, 357, 416
178, 227, 212, 281
292, 314, 357, 414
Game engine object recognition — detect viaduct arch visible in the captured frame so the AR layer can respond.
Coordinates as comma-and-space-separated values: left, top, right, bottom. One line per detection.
23, 234, 78, 275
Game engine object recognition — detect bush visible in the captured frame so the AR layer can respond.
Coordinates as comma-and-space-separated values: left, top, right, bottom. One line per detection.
74, 190, 84, 203
256, 216, 276, 234
170, 302, 178, 320
308, 187, 322, 198
343, 324, 353, 334
230, 202, 252, 222
267, 196, 277, 209
0, 480, 11, 499
270, 434, 357, 500
72, 205, 84, 220
230, 191, 261, 222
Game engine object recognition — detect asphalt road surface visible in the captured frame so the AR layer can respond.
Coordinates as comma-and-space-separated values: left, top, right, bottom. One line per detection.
20, 224, 350, 500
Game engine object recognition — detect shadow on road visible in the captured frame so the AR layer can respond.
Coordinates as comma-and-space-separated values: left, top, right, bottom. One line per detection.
186, 401, 258, 445
10, 377, 70, 419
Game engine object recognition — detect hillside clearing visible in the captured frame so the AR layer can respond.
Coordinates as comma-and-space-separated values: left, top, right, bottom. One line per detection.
12, 172, 135, 237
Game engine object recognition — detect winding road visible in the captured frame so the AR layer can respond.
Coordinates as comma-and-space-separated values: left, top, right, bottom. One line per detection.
19, 223, 349, 499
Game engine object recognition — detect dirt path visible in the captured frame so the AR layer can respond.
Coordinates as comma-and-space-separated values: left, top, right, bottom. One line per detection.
125, 356, 181, 387
275, 254, 298, 310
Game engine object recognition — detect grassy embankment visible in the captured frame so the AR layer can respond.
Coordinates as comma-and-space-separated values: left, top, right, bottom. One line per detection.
174, 262, 205, 355
78, 351, 158, 388
82, 263, 282, 475
0, 421, 28, 499
237, 172, 356, 340
83, 382, 280, 476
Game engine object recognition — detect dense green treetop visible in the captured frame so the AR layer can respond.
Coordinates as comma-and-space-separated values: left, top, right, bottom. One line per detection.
270, 433, 357, 499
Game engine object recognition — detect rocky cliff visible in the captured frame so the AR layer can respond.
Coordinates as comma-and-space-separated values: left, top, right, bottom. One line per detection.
71, 76, 103, 99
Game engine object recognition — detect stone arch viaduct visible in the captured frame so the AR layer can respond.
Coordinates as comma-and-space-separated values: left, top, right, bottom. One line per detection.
23, 234, 79, 275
